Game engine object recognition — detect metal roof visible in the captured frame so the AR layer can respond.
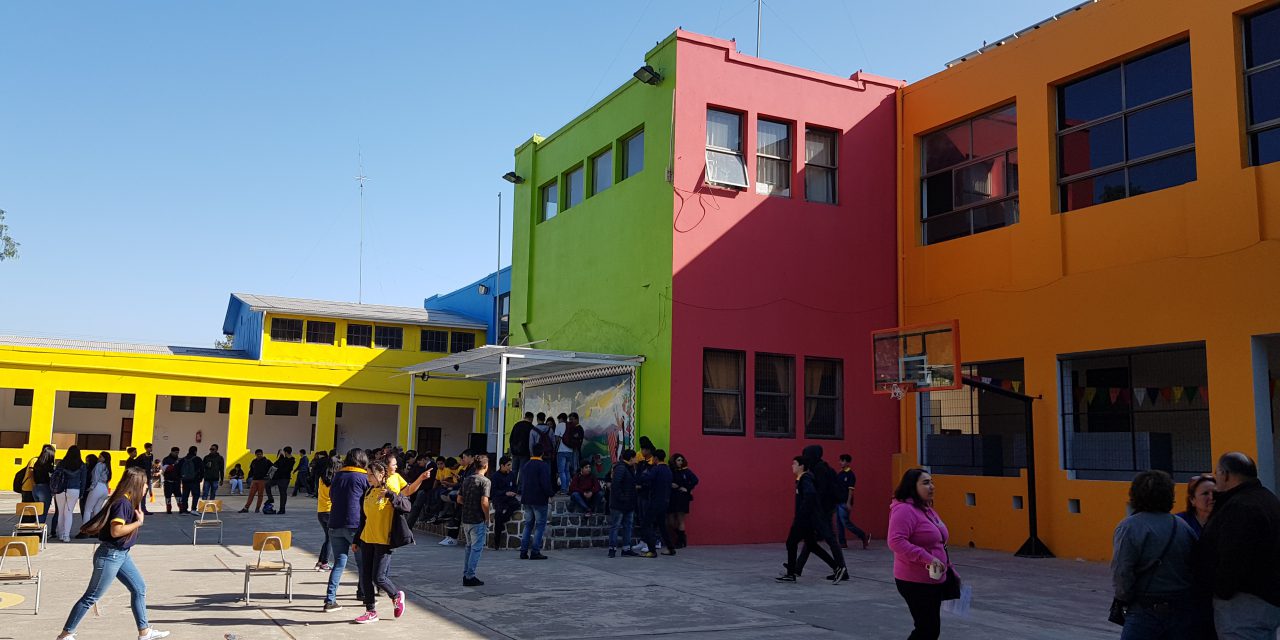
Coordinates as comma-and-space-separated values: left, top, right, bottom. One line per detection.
230, 293, 486, 330
0, 336, 253, 360
401, 345, 644, 383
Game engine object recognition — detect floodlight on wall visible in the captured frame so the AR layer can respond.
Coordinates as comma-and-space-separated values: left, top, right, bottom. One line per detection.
633, 65, 662, 85
477, 283, 490, 295
502, 171, 525, 184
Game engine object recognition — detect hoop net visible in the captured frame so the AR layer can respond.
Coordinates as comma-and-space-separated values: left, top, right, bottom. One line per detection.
889, 383, 907, 401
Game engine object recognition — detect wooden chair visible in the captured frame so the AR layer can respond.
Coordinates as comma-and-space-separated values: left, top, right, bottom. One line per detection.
0, 536, 40, 614
10, 503, 47, 550
192, 499, 223, 546
243, 531, 292, 605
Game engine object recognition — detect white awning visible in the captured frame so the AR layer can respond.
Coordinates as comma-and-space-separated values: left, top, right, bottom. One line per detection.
400, 345, 644, 383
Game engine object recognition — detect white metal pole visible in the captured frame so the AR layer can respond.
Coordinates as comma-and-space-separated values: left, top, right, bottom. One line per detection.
407, 374, 416, 450
497, 354, 509, 455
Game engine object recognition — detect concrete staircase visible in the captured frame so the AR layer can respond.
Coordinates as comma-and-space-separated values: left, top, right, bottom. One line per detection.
412, 494, 615, 550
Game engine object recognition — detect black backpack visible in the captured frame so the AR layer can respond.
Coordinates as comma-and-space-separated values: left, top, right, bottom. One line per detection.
814, 463, 844, 512
180, 456, 200, 481
509, 421, 532, 457
534, 427, 556, 459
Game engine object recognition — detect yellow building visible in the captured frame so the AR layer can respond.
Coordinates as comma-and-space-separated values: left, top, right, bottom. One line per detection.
896, 0, 1280, 560
0, 293, 489, 481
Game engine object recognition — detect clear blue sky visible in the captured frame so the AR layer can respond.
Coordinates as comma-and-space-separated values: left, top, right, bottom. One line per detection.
0, 0, 1070, 347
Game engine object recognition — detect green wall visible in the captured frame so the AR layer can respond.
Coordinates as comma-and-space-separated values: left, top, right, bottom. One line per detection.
510, 35, 676, 447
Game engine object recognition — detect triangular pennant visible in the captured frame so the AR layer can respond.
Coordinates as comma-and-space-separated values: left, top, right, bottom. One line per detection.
1173, 386, 1185, 403
1012, 381, 1022, 394
1159, 387, 1173, 403
1118, 388, 1131, 405
1149, 388, 1162, 404
1084, 387, 1098, 405
1184, 386, 1199, 403
1110, 388, 1121, 404
1133, 387, 1146, 407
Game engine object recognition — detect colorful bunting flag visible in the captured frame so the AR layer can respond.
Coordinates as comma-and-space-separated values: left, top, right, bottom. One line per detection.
1084, 387, 1098, 405
1150, 388, 1164, 405
1159, 388, 1173, 403
1133, 388, 1147, 407
1173, 386, 1185, 403
1110, 388, 1121, 404
1184, 386, 1199, 403
1012, 381, 1023, 394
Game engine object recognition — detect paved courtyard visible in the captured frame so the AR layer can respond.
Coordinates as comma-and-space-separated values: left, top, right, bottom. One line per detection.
0, 492, 1119, 639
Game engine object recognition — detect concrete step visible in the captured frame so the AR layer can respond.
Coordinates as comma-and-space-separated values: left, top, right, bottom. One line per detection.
412, 494, 621, 550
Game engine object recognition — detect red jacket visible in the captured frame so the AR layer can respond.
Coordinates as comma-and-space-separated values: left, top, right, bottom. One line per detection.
567, 473, 600, 496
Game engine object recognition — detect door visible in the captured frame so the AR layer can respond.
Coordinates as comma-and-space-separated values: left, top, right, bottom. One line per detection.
416, 427, 442, 457
120, 417, 133, 450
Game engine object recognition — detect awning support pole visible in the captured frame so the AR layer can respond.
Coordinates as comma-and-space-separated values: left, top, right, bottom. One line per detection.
407, 374, 416, 450
496, 354, 509, 455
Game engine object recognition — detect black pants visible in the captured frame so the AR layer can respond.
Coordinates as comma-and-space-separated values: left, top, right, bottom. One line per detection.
787, 523, 836, 574
798, 510, 846, 571
180, 478, 201, 511
895, 579, 943, 640
163, 481, 180, 510
359, 543, 398, 611
292, 472, 309, 496
640, 506, 673, 551
317, 513, 331, 566
492, 500, 517, 548
266, 479, 289, 512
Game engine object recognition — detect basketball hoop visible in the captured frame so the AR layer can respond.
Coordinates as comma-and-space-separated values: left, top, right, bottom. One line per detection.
889, 383, 906, 401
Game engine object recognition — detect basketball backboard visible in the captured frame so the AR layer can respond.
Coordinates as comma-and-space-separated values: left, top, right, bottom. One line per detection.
871, 320, 960, 395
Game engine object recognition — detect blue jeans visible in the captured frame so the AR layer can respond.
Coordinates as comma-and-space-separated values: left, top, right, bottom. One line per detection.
32, 484, 52, 524
461, 522, 487, 578
609, 510, 634, 549
1121, 600, 1194, 640
520, 505, 548, 554
201, 480, 219, 500
835, 503, 868, 545
325, 527, 355, 604
570, 491, 602, 512
556, 452, 575, 491
1214, 593, 1280, 640
63, 545, 149, 633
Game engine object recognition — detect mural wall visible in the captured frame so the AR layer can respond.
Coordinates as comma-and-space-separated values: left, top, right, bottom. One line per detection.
522, 371, 635, 473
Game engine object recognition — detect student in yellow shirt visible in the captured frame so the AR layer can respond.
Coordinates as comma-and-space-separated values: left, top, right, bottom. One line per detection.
352, 460, 425, 624
314, 452, 340, 572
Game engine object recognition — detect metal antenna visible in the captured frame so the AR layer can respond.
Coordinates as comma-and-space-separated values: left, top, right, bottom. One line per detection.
355, 149, 369, 304
756, 0, 762, 57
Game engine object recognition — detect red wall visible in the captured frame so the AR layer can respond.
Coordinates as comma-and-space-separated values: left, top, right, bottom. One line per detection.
667, 32, 902, 545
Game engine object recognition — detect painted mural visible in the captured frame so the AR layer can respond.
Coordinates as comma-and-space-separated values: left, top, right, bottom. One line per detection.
522, 372, 635, 472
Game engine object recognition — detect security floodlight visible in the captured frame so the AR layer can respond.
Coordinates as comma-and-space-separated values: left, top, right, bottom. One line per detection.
502, 171, 524, 184
633, 65, 662, 85
477, 283, 490, 295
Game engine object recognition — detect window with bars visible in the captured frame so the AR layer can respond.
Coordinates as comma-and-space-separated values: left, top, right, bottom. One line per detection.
374, 326, 403, 350
702, 349, 745, 435
218, 397, 230, 414
1060, 344, 1210, 481
169, 396, 207, 413
450, 332, 476, 354
1245, 5, 1280, 166
804, 358, 842, 438
805, 127, 838, 204
265, 400, 300, 416
757, 118, 792, 197
12, 389, 33, 407
1057, 41, 1195, 212
421, 329, 449, 353
919, 360, 1027, 477
347, 323, 373, 347
755, 353, 795, 437
306, 321, 336, 345
921, 105, 1018, 244
68, 392, 108, 409
270, 318, 303, 342
706, 109, 749, 188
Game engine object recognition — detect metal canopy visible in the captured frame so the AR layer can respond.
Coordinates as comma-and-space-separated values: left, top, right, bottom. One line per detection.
400, 345, 644, 383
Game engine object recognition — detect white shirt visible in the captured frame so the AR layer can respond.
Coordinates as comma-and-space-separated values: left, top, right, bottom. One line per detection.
555, 422, 572, 453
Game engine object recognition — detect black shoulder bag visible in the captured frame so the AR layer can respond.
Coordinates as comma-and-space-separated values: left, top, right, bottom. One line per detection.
1109, 517, 1179, 626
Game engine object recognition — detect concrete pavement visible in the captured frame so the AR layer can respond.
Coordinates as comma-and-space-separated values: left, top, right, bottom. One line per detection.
0, 492, 1119, 639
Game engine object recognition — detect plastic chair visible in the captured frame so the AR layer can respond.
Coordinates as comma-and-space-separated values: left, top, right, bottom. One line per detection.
192, 499, 223, 546
0, 536, 40, 614
11, 503, 47, 550
243, 531, 292, 605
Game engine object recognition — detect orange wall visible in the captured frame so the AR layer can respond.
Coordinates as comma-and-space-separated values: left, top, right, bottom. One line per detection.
897, 0, 1280, 560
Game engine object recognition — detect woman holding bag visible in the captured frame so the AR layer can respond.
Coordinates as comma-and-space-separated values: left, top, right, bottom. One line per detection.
352, 460, 420, 624
887, 469, 956, 640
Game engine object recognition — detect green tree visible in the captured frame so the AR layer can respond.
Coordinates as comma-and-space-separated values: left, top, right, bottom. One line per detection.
214, 334, 235, 350
0, 209, 18, 261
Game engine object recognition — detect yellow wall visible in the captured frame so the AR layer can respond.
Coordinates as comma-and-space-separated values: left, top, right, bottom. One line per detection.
259, 313, 484, 368
0, 312, 487, 486
897, 0, 1280, 560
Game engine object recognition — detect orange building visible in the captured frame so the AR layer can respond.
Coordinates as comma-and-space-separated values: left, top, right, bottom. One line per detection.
895, 0, 1280, 560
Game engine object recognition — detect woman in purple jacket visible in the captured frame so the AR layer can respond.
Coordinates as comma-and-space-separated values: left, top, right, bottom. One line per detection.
887, 468, 952, 640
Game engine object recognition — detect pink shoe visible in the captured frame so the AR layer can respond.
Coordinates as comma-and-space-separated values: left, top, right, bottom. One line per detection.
354, 610, 379, 624
393, 591, 405, 618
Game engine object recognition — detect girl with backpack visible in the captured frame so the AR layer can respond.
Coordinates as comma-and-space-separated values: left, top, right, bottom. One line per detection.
53, 446, 87, 543
31, 445, 56, 525
55, 466, 169, 640
314, 455, 342, 572
352, 460, 413, 624
78, 452, 113, 538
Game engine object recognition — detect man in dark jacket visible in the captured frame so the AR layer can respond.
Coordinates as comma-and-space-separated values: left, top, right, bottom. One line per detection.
201, 444, 225, 501
179, 446, 202, 514
608, 449, 639, 558
240, 449, 273, 513
509, 412, 534, 480
637, 449, 675, 557
162, 446, 182, 514
778, 456, 840, 582
490, 456, 520, 550
796, 445, 848, 582
1193, 452, 1280, 638
292, 449, 310, 497
266, 447, 296, 515
134, 443, 156, 514
324, 448, 370, 612
517, 453, 553, 560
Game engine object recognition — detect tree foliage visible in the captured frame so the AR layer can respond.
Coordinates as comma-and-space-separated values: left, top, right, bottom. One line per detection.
214, 334, 235, 350
0, 209, 18, 262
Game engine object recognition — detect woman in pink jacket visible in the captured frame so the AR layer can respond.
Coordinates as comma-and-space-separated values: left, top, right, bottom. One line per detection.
887, 468, 952, 640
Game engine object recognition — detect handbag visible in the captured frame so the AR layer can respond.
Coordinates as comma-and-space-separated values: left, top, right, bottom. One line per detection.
1108, 516, 1179, 626
926, 510, 963, 601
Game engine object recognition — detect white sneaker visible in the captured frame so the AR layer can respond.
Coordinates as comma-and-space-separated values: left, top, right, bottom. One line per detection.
438, 537, 458, 546
634, 543, 649, 554
138, 630, 170, 640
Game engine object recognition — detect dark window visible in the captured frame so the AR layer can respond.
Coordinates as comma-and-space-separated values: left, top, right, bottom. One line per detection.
13, 389, 33, 407
68, 392, 107, 409
921, 105, 1018, 244
306, 321, 336, 345
564, 166, 585, 209
77, 434, 112, 451
265, 400, 300, 416
218, 397, 230, 414
0, 431, 28, 448
757, 118, 792, 197
497, 293, 511, 345
270, 318, 303, 342
803, 358, 843, 438
706, 109, 748, 188
805, 127, 839, 204
120, 418, 132, 449
591, 148, 613, 195
541, 181, 558, 222
622, 129, 644, 179
421, 329, 449, 353
347, 323, 372, 347
1245, 5, 1280, 166
450, 332, 476, 354
702, 349, 745, 435
1058, 41, 1195, 211
416, 426, 442, 456
920, 360, 1027, 477
337, 402, 343, 418
1060, 345, 1209, 481
755, 353, 795, 437
169, 396, 206, 413
119, 393, 135, 411
310, 402, 317, 417
374, 326, 403, 350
